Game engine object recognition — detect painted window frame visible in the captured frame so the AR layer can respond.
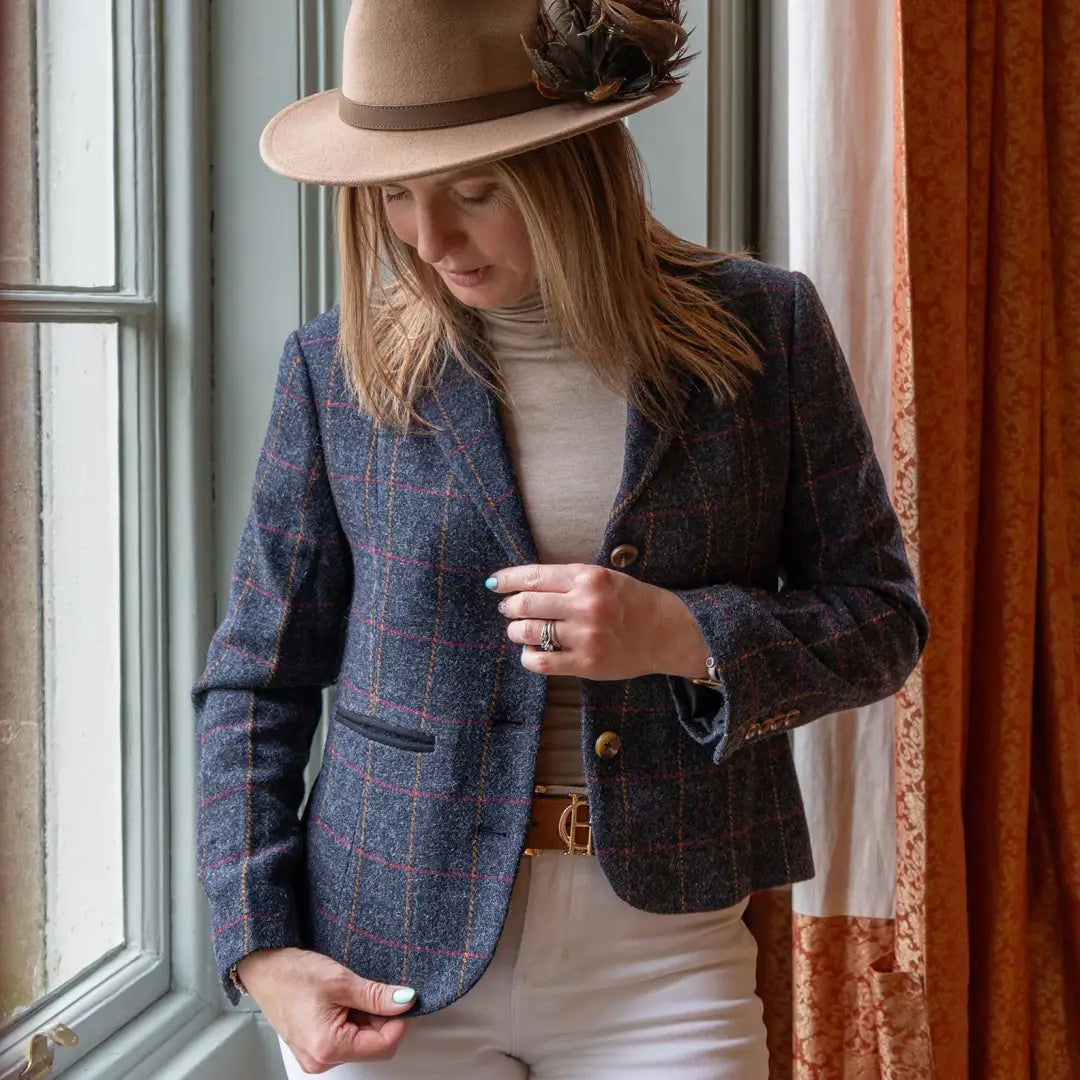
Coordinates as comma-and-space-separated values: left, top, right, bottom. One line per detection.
0, 0, 167, 1074
0, 2, 224, 1077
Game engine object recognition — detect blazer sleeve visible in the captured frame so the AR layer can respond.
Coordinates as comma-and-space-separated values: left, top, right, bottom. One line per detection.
666, 271, 929, 765
193, 330, 352, 1003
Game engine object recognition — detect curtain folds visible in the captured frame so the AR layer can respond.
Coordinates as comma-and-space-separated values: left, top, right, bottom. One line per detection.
749, 1, 1080, 1075
897, 0, 1080, 1074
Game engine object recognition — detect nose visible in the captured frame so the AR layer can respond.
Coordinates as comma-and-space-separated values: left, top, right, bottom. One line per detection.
414, 200, 463, 266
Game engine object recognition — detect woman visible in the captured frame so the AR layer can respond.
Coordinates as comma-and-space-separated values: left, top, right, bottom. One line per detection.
195, 1, 929, 1076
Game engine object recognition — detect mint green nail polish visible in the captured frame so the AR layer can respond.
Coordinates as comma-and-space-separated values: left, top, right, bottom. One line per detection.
393, 987, 416, 1004
485, 576, 498, 590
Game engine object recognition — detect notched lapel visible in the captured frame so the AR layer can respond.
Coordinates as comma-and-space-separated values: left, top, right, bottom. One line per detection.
601, 383, 689, 548
417, 351, 538, 568
418, 350, 690, 569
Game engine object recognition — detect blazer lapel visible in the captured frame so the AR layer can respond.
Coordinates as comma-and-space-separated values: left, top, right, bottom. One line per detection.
419, 348, 690, 569
417, 350, 538, 568
600, 383, 689, 549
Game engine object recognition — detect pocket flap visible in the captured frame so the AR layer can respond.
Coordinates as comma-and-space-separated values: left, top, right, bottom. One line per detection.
334, 706, 436, 753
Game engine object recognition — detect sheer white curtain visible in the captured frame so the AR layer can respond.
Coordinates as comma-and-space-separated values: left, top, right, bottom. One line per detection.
768, 0, 899, 921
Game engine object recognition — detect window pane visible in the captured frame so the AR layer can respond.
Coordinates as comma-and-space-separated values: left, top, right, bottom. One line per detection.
0, 321, 123, 1023
0, 0, 116, 287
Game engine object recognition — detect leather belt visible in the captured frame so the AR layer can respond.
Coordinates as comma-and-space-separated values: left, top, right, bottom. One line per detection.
523, 787, 593, 856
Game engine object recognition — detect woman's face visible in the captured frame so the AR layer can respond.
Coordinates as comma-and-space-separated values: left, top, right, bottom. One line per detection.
380, 167, 537, 309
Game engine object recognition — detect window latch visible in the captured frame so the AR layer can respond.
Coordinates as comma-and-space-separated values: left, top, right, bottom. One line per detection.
16, 1025, 78, 1080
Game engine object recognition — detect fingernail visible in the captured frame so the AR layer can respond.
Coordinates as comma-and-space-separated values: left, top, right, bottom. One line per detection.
393, 987, 416, 1004
485, 576, 498, 590
497, 600, 508, 614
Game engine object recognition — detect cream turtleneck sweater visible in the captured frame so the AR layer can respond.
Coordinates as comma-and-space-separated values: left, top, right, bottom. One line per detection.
478, 295, 627, 788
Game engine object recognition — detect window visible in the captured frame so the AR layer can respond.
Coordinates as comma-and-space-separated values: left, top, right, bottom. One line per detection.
0, 1, 173, 1074
4, 321, 125, 1016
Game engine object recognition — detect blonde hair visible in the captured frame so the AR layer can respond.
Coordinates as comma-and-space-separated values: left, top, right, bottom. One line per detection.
334, 121, 761, 431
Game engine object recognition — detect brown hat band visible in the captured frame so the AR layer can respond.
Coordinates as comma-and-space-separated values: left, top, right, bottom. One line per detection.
338, 84, 552, 132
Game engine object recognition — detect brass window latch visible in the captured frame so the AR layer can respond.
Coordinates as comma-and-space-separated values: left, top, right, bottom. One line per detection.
15, 1024, 78, 1080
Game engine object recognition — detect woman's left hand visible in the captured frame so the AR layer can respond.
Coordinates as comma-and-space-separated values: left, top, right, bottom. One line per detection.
487, 563, 710, 682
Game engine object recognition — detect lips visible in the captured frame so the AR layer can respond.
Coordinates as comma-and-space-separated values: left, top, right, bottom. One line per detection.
440, 265, 491, 287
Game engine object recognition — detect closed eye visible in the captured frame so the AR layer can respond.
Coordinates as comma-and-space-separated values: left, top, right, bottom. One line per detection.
457, 188, 495, 206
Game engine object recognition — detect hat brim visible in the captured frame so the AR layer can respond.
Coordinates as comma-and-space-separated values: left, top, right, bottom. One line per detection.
259, 83, 679, 186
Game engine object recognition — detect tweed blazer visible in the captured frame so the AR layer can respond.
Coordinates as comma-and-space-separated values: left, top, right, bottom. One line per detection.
194, 257, 928, 1012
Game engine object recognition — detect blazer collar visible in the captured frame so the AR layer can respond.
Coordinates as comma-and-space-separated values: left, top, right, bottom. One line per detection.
417, 347, 684, 568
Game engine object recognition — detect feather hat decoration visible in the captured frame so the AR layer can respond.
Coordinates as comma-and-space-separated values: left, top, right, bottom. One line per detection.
522, 0, 692, 104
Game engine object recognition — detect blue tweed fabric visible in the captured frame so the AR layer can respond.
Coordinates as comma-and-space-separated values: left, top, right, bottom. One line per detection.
194, 258, 928, 1012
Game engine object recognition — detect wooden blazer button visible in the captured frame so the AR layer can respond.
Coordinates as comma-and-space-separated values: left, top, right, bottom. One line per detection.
594, 731, 622, 759
609, 543, 639, 569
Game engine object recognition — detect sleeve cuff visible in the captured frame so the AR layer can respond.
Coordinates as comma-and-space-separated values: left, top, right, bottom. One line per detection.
666, 671, 732, 764
213, 911, 301, 1006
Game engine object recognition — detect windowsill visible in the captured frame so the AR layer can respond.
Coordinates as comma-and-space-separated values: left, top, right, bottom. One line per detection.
61, 993, 211, 1080
57, 994, 284, 1080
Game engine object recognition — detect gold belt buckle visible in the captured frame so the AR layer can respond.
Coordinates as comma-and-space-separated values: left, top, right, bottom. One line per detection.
557, 793, 593, 856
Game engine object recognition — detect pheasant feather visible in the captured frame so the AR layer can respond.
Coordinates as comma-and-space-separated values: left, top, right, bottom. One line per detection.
522, 0, 692, 104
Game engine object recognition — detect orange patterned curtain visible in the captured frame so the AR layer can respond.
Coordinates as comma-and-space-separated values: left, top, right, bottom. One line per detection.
896, 0, 1080, 1076
748, 0, 1080, 1075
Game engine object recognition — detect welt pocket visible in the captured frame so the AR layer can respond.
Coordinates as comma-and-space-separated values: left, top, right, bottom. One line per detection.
334, 706, 436, 753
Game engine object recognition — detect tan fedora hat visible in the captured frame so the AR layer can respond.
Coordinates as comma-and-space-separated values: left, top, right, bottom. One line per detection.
260, 0, 690, 186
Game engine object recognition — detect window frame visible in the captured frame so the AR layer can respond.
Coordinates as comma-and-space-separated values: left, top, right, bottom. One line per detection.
0, 1, 223, 1076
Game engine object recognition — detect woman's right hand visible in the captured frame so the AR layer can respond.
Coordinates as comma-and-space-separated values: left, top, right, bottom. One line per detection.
236, 947, 417, 1073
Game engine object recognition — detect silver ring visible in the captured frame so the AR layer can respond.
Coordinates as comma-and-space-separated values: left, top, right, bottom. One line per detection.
539, 620, 562, 652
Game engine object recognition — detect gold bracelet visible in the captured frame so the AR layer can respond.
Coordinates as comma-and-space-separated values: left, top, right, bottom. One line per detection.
228, 963, 250, 997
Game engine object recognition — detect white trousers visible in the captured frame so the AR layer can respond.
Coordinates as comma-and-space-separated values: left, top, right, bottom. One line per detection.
280, 852, 769, 1079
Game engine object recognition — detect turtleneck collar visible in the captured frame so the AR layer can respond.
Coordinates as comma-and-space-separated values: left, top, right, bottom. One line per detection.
480, 291, 546, 324
476, 292, 559, 360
